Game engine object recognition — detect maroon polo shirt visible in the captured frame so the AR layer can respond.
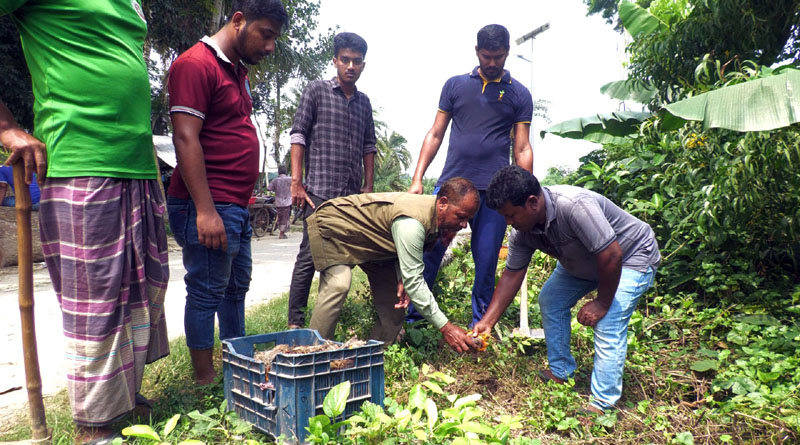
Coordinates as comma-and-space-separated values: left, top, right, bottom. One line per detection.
167, 37, 259, 207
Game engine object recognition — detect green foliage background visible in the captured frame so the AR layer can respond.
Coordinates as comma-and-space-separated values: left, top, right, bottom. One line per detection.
565, 0, 800, 433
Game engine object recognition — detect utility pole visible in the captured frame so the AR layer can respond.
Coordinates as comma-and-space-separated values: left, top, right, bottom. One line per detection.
512, 23, 550, 340
515, 23, 550, 152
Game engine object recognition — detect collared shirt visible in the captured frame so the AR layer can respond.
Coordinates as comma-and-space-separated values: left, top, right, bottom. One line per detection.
268, 174, 292, 207
290, 78, 377, 200
167, 36, 259, 207
436, 67, 533, 189
392, 217, 449, 329
506, 185, 661, 281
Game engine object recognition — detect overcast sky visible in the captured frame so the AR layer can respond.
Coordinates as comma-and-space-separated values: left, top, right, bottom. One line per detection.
278, 0, 631, 180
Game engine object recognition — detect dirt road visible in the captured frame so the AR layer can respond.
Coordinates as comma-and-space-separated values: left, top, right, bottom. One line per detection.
0, 231, 303, 421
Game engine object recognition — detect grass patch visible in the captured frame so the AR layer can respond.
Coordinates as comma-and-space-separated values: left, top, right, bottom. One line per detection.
2, 254, 798, 443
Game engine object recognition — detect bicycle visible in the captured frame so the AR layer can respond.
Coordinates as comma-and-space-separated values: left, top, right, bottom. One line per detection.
248, 195, 278, 238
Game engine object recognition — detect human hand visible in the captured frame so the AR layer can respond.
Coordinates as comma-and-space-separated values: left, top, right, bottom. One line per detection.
395, 280, 409, 309
360, 184, 373, 194
577, 299, 611, 327
472, 319, 493, 337
407, 180, 424, 194
291, 181, 315, 209
439, 322, 475, 353
1, 128, 47, 183
196, 209, 228, 250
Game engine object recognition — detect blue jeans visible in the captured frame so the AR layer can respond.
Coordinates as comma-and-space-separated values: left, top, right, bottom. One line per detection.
407, 189, 507, 326
1, 196, 39, 210
539, 263, 656, 410
167, 197, 252, 350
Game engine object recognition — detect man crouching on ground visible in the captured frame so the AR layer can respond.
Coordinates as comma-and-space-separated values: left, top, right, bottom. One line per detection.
306, 177, 480, 352
473, 166, 661, 413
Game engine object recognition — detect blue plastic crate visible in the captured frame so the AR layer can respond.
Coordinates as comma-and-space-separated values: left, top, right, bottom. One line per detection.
222, 329, 384, 444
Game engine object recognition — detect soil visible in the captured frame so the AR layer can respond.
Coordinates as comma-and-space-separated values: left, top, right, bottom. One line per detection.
253, 338, 368, 371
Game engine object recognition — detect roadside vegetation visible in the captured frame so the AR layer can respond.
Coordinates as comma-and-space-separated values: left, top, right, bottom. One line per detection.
2, 236, 797, 443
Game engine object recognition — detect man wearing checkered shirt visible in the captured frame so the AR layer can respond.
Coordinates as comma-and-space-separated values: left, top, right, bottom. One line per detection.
287, 32, 377, 328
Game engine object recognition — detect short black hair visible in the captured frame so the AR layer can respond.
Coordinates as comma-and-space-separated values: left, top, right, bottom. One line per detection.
229, 0, 288, 29
477, 24, 510, 51
334, 32, 368, 58
436, 177, 478, 207
486, 166, 542, 209
278, 165, 286, 175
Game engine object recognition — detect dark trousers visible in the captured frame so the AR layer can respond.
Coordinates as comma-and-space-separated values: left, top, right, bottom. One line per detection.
287, 193, 326, 326
406, 189, 507, 326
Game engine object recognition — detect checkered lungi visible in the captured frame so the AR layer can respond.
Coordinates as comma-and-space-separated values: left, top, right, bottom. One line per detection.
38, 177, 170, 426
276, 205, 291, 233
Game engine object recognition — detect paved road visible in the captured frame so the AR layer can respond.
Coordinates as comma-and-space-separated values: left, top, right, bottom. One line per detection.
0, 231, 303, 421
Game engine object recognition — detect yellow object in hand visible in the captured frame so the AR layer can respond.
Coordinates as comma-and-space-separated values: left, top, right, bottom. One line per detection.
470, 331, 491, 352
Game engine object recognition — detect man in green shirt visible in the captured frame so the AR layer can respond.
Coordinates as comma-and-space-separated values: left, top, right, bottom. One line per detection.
306, 177, 480, 352
1, 1, 169, 442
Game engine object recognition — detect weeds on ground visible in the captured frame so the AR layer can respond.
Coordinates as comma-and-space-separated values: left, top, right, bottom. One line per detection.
4, 247, 799, 443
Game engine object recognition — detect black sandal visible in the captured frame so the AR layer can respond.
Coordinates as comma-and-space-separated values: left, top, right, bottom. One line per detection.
135, 393, 153, 409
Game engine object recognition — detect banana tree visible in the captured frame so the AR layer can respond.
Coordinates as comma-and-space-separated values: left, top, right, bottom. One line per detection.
545, 66, 800, 144
541, 111, 651, 144
663, 67, 800, 132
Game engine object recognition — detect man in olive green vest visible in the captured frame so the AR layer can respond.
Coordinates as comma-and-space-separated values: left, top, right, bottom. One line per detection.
307, 177, 480, 352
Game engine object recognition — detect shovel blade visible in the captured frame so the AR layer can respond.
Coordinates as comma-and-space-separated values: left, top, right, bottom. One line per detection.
512, 327, 545, 339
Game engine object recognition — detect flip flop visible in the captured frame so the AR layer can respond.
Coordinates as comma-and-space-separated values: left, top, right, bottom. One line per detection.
135, 393, 153, 409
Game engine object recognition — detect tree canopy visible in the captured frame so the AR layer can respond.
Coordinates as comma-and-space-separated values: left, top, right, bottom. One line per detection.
628, 0, 800, 106
0, 17, 33, 132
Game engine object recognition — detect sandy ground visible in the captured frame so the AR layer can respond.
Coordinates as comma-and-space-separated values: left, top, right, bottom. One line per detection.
0, 231, 303, 423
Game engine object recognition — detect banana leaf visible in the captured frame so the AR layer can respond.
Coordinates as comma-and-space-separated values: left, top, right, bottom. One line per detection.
619, 0, 667, 37
664, 68, 800, 132
601, 79, 657, 103
541, 111, 652, 144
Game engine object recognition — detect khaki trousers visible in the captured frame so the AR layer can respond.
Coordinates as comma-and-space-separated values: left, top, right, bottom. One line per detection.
308, 260, 404, 344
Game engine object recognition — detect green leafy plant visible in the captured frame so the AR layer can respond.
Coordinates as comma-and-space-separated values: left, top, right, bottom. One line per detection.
121, 399, 256, 445
305, 365, 530, 444
305, 381, 352, 444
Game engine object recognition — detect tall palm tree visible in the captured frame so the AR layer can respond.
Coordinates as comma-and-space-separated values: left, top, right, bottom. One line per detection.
373, 129, 412, 192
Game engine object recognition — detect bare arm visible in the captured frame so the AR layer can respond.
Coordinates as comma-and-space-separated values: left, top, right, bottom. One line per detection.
172, 112, 227, 250
577, 241, 623, 327
290, 143, 314, 209
512, 122, 533, 173
0, 100, 46, 183
472, 267, 527, 335
408, 111, 451, 194
361, 152, 374, 193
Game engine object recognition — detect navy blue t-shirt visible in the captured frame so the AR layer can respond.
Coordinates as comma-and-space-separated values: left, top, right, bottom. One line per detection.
436, 67, 533, 190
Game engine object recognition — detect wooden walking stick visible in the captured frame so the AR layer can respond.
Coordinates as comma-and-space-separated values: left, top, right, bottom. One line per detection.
12, 161, 50, 443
